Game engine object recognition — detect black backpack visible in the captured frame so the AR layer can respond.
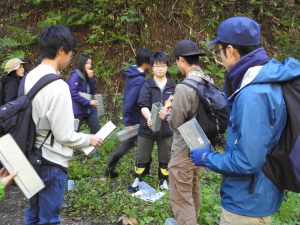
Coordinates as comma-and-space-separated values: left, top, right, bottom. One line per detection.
0, 76, 4, 106
0, 74, 59, 171
181, 76, 230, 144
263, 78, 300, 192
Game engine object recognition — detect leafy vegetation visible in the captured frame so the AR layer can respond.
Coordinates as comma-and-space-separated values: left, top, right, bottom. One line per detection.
0, 0, 299, 224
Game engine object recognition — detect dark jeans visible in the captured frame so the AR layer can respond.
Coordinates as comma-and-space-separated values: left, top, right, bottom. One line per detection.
106, 136, 137, 172
25, 165, 67, 225
76, 110, 100, 134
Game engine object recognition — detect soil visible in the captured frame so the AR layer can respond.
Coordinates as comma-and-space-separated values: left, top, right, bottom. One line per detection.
0, 186, 94, 225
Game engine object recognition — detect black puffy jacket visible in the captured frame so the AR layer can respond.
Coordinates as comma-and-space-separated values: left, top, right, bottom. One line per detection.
137, 77, 176, 138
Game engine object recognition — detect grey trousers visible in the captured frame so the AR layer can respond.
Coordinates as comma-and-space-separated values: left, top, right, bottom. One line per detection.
136, 135, 172, 164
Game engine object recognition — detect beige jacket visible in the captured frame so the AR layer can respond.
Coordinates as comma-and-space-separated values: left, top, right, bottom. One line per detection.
169, 66, 204, 154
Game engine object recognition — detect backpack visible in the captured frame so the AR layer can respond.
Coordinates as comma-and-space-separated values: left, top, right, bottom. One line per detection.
0, 76, 4, 106
263, 78, 300, 192
0, 74, 60, 171
181, 75, 230, 144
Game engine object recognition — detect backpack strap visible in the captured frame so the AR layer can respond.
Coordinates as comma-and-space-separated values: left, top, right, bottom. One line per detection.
18, 73, 60, 99
18, 74, 60, 147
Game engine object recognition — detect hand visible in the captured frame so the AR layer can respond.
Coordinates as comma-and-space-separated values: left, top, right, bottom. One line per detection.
159, 107, 169, 121
164, 95, 174, 108
89, 135, 104, 147
0, 167, 17, 187
125, 126, 134, 132
90, 100, 99, 107
146, 117, 152, 127
86, 69, 94, 78
190, 144, 212, 166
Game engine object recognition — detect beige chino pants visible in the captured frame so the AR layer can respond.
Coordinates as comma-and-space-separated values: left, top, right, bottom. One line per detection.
169, 149, 201, 225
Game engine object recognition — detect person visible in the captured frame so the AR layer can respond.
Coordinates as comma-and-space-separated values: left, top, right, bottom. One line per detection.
23, 25, 103, 225
103, 48, 153, 178
190, 16, 300, 225
67, 54, 100, 134
128, 52, 176, 192
1, 58, 25, 104
159, 40, 206, 225
0, 167, 17, 201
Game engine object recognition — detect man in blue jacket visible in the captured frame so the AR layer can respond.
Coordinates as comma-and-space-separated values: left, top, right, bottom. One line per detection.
190, 16, 300, 224
103, 48, 153, 178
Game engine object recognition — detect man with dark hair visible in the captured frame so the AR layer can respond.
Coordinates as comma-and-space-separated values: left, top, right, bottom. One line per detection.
24, 25, 103, 225
159, 39, 205, 225
190, 16, 300, 224
103, 48, 153, 178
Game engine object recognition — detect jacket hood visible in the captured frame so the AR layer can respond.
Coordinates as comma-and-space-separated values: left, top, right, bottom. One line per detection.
123, 65, 146, 77
228, 57, 300, 100
253, 57, 300, 84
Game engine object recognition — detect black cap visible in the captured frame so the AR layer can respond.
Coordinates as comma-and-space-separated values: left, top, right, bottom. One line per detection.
174, 40, 203, 57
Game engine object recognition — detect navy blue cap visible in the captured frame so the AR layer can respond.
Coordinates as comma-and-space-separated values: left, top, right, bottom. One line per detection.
174, 40, 204, 57
208, 16, 260, 46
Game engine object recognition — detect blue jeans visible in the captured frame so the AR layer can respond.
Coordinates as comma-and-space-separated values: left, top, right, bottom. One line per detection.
25, 165, 67, 225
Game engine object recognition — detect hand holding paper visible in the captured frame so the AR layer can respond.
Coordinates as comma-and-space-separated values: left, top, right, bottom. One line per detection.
190, 144, 212, 166
81, 121, 116, 155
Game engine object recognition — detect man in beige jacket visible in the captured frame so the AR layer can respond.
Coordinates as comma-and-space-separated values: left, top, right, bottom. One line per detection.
160, 39, 204, 225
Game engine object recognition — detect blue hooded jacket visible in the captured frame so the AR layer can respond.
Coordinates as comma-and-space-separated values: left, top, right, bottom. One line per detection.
123, 65, 147, 126
203, 57, 300, 217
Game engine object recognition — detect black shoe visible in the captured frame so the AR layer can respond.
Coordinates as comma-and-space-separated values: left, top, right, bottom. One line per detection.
128, 185, 139, 193
103, 168, 119, 178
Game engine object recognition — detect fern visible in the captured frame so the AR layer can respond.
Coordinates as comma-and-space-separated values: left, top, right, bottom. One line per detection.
0, 38, 20, 49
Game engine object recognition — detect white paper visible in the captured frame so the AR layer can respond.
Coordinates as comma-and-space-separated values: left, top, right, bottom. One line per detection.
37, 116, 79, 131
117, 124, 139, 142
0, 134, 45, 199
178, 117, 211, 150
81, 121, 116, 155
79, 92, 92, 100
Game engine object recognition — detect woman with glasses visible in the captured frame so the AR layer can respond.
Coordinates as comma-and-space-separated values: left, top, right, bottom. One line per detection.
128, 52, 176, 193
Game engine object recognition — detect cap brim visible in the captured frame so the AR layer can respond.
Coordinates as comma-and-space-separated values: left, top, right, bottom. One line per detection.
208, 39, 218, 46
181, 51, 205, 56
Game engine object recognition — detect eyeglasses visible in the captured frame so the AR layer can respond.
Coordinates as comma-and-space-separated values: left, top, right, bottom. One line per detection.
153, 65, 167, 69
214, 48, 223, 55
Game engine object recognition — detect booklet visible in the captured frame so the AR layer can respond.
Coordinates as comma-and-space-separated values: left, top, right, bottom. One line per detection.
150, 102, 163, 132
93, 94, 105, 117
81, 121, 116, 155
0, 134, 45, 199
79, 92, 105, 117
178, 117, 211, 150
117, 124, 139, 142
37, 116, 79, 131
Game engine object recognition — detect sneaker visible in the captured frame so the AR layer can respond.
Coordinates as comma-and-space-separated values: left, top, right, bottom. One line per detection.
128, 185, 139, 193
159, 180, 169, 190
128, 177, 139, 193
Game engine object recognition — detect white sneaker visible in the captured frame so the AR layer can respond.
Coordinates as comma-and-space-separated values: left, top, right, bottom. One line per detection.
159, 180, 169, 190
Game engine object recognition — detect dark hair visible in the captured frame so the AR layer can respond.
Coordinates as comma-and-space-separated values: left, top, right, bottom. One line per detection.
176, 55, 200, 65
150, 52, 169, 66
219, 42, 260, 57
77, 54, 91, 74
39, 25, 77, 59
135, 48, 153, 67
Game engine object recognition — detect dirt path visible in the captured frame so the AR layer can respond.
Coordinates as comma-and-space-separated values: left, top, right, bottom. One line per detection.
0, 186, 94, 225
